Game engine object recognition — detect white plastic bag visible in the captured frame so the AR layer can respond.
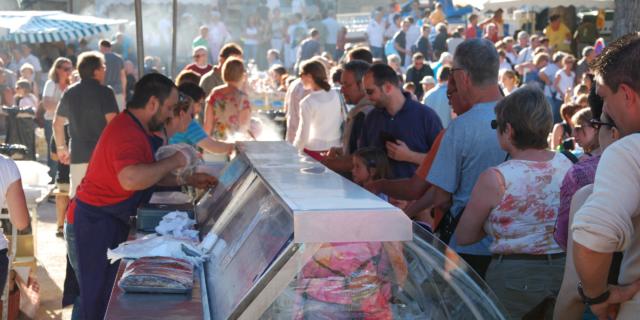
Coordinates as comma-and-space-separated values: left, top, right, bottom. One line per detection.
107, 234, 203, 265
155, 211, 199, 241
155, 143, 201, 176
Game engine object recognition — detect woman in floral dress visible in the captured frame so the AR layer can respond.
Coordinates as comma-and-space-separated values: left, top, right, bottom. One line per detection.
203, 57, 252, 141
455, 87, 573, 319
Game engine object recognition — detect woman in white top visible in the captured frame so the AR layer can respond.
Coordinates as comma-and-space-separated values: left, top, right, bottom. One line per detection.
293, 60, 343, 159
554, 54, 576, 102
0, 155, 31, 292
456, 87, 573, 319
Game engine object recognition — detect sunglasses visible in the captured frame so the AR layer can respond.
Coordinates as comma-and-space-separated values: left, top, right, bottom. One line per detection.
491, 119, 498, 130
589, 119, 615, 130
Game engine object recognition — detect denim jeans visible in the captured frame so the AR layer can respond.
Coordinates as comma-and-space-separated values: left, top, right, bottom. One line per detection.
370, 46, 384, 60
65, 223, 82, 320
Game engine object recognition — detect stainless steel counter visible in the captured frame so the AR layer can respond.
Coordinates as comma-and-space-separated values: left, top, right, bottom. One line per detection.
104, 232, 205, 320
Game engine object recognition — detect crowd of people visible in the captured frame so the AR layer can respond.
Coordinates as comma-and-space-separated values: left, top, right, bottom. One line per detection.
1, 1, 640, 319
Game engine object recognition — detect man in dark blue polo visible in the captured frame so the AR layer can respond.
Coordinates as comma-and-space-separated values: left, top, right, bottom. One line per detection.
360, 63, 442, 178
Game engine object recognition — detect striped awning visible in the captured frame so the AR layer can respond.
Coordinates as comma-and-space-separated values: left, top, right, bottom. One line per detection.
0, 11, 127, 44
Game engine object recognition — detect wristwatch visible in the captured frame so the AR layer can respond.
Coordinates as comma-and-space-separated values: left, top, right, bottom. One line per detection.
577, 282, 610, 305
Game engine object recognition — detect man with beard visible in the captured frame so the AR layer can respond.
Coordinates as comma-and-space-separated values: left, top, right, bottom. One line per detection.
68, 73, 218, 319
53, 51, 118, 199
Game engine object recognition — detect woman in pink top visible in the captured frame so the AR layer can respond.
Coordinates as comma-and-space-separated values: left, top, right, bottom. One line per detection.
456, 87, 573, 319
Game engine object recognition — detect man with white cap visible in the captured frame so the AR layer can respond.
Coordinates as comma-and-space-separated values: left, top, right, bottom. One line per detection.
420, 75, 436, 95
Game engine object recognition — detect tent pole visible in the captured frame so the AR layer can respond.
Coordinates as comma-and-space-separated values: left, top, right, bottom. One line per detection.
134, 0, 145, 79
171, 0, 178, 79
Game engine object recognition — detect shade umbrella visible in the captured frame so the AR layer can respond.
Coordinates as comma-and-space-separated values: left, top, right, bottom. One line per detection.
0, 10, 126, 44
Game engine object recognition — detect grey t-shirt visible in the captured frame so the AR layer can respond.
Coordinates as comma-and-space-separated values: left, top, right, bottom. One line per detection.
427, 101, 506, 255
104, 52, 124, 93
56, 79, 119, 164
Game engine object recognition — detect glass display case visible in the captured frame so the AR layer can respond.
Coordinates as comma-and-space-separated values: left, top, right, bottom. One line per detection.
197, 142, 508, 320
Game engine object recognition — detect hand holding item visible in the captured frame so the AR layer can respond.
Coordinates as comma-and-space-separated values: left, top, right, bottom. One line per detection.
185, 172, 219, 189
386, 140, 411, 162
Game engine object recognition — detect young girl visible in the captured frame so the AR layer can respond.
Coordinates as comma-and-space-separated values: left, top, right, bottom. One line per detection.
351, 147, 392, 199
500, 69, 519, 96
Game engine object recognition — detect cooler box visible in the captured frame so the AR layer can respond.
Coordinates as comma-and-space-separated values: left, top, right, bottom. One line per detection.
136, 203, 195, 232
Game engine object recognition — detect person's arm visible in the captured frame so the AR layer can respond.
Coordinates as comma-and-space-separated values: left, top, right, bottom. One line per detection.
539, 69, 550, 85
404, 184, 451, 219
117, 152, 186, 191
455, 169, 502, 245
385, 140, 425, 165
554, 184, 594, 320
366, 175, 429, 201
572, 141, 640, 319
321, 155, 353, 173
203, 96, 215, 135
293, 101, 310, 150
198, 138, 234, 154
6, 180, 30, 231
53, 114, 69, 164
156, 171, 218, 189
553, 73, 563, 95
120, 68, 127, 100
551, 123, 564, 150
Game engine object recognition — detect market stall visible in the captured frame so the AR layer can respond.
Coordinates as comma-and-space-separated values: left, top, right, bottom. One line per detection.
104, 141, 508, 319
0, 11, 126, 44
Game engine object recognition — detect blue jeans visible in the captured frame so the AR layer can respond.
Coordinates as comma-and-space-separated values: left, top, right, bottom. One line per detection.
44, 119, 57, 182
65, 223, 82, 320
371, 46, 384, 59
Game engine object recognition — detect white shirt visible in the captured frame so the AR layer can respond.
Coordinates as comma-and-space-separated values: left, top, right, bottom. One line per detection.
572, 135, 640, 316
322, 17, 341, 44
285, 79, 308, 143
293, 89, 343, 151
446, 37, 464, 55
516, 46, 534, 65
366, 20, 386, 48
0, 155, 21, 250
19, 54, 42, 73
555, 69, 575, 100
43, 80, 64, 120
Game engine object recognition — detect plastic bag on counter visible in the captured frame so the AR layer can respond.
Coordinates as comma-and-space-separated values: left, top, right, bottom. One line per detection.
155, 211, 199, 241
107, 234, 203, 265
119, 256, 194, 294
155, 143, 201, 176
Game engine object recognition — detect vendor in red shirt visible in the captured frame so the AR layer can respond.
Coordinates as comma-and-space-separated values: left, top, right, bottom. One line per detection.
68, 73, 218, 319
183, 46, 214, 76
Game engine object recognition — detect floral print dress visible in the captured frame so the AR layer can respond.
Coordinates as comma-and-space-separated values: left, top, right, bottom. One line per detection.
206, 85, 251, 141
484, 153, 573, 255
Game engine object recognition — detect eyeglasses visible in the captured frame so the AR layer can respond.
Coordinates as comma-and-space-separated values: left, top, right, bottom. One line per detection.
491, 119, 498, 130
589, 119, 615, 130
450, 67, 465, 74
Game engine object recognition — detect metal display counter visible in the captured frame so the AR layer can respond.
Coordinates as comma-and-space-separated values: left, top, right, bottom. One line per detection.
105, 141, 508, 320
